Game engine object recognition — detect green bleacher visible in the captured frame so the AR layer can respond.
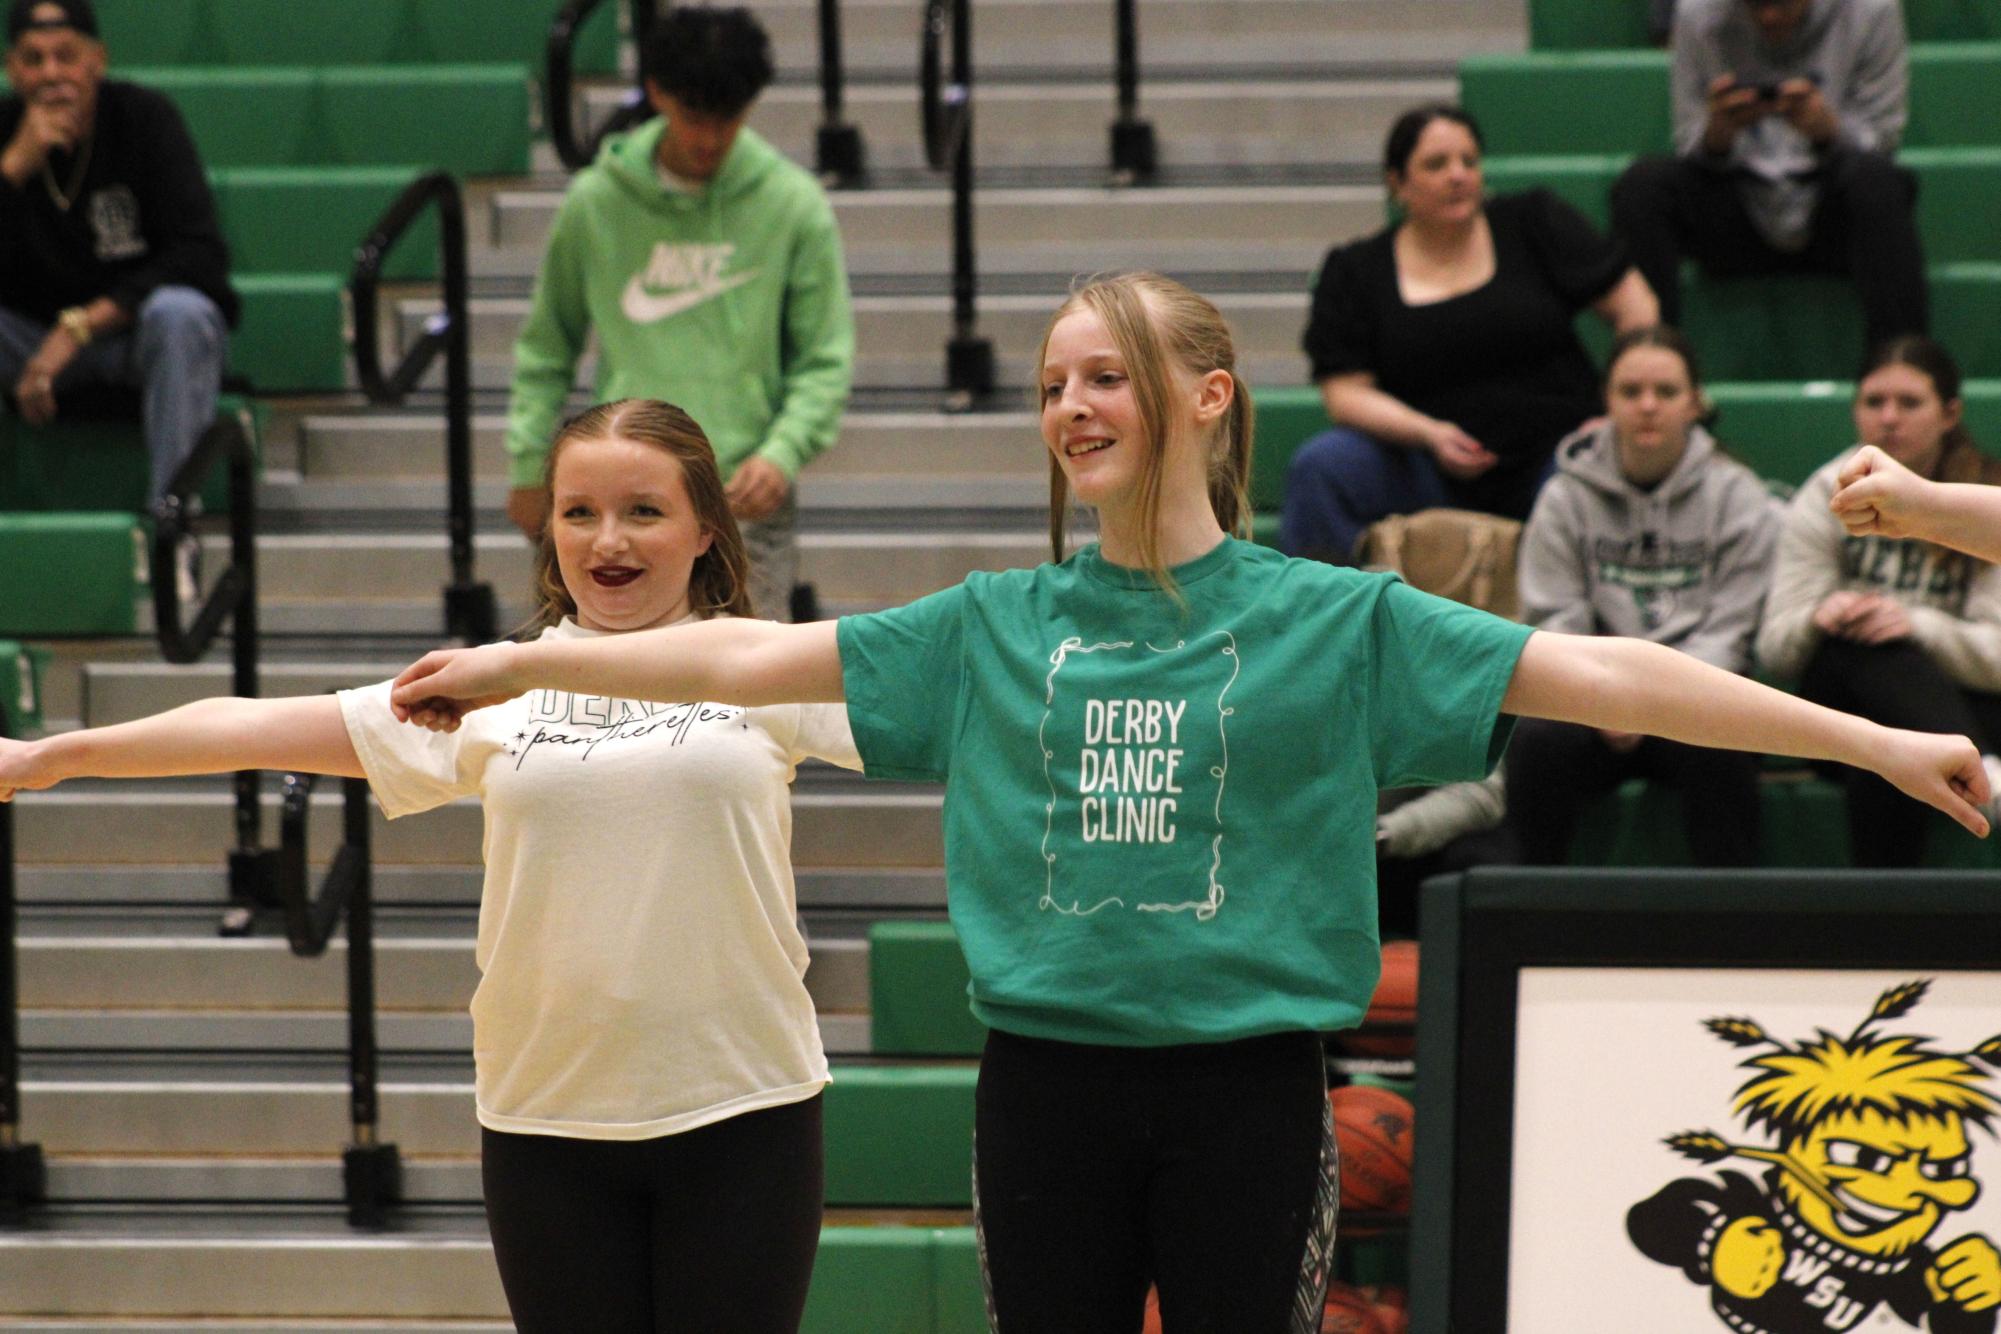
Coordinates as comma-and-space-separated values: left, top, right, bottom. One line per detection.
1527, 0, 2000, 50
94, 0, 618, 73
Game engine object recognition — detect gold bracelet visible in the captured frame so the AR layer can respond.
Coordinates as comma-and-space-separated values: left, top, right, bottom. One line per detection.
58, 307, 93, 347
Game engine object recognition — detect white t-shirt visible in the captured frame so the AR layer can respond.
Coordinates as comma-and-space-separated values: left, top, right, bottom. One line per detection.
336, 616, 862, 1140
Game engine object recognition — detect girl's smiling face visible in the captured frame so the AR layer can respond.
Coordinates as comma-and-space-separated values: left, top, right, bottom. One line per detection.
1041, 306, 1149, 510
550, 435, 714, 632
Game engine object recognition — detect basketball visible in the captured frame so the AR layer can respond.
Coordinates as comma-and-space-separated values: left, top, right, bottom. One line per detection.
1340, 940, 1419, 1057
1330, 1084, 1415, 1214
1322, 1281, 1390, 1334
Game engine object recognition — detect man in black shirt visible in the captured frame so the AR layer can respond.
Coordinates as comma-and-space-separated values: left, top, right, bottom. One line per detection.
0, 0, 237, 506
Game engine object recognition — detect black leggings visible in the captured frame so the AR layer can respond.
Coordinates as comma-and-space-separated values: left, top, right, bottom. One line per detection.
1799, 638, 2001, 866
481, 1094, 824, 1334
973, 1029, 1337, 1333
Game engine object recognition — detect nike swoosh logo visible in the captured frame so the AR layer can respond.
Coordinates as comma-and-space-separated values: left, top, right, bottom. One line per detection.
620, 269, 760, 324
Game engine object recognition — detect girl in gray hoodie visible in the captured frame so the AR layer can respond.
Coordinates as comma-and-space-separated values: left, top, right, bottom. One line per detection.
1509, 326, 1779, 864
1756, 335, 2001, 866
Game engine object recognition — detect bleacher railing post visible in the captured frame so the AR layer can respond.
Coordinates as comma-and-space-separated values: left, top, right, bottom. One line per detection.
0, 712, 45, 1222
349, 172, 497, 646
278, 772, 399, 1228
1110, 0, 1157, 183
816, 0, 866, 185
923, 0, 994, 408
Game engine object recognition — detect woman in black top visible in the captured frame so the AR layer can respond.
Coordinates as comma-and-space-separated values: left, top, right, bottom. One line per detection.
1281, 105, 1658, 562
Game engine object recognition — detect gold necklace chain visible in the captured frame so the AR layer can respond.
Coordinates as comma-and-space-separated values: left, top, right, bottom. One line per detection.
41, 134, 93, 212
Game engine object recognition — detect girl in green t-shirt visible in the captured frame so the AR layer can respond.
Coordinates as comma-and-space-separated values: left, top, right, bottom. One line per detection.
382, 274, 1990, 1331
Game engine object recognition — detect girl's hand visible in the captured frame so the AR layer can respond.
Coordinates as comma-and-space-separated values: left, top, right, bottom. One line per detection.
1874, 727, 1989, 838
389, 642, 528, 731
1812, 590, 1866, 636
1841, 594, 1912, 646
0, 736, 62, 802
1829, 445, 1932, 540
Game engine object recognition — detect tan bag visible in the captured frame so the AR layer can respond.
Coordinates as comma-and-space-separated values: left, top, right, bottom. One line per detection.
1355, 508, 1522, 619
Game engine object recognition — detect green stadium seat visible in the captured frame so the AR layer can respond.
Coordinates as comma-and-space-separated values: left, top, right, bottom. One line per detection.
121, 65, 532, 174
93, 0, 619, 73
1461, 46, 2001, 155
0, 640, 49, 734
1529, 0, 2001, 49
1481, 148, 2001, 265
1571, 775, 2001, 868
0, 512, 146, 635
0, 395, 261, 514
869, 922, 985, 1057
211, 167, 439, 279
824, 1064, 977, 1207
1709, 379, 2001, 488
231, 273, 348, 391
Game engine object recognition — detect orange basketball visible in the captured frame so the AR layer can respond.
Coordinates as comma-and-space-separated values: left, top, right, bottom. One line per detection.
1341, 940, 1418, 1057
1330, 1084, 1415, 1214
1322, 1281, 1391, 1334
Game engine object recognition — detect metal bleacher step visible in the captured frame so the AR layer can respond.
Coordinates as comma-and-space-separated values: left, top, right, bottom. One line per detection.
6, 786, 945, 868
0, 1208, 510, 1321
398, 289, 1312, 384
292, 409, 1042, 484
246, 529, 1046, 606
584, 76, 1456, 173
750, 0, 1522, 76
483, 182, 1381, 280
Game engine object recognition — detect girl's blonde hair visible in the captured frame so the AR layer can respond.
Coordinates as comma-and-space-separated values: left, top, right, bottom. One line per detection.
1037, 272, 1256, 594
521, 398, 753, 635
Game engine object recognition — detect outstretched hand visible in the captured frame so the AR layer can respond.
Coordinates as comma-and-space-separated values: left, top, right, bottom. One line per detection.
389, 642, 527, 732
0, 736, 59, 802
1829, 445, 1931, 540
1875, 727, 1991, 838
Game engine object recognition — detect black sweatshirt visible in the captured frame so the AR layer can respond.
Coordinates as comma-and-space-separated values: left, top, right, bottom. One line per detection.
0, 79, 238, 327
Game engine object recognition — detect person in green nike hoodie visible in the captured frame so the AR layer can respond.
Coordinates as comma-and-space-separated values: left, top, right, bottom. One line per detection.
505, 6, 854, 622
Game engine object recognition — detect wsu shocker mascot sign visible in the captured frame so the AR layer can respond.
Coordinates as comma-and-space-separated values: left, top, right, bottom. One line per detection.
1628, 981, 2001, 1332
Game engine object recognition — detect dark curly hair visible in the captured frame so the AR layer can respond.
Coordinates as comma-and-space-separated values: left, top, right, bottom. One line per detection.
641, 6, 775, 118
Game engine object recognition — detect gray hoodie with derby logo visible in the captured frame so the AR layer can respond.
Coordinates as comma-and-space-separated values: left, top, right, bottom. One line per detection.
1518, 421, 1779, 673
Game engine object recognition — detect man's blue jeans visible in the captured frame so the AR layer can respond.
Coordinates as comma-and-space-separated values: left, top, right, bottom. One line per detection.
0, 286, 227, 504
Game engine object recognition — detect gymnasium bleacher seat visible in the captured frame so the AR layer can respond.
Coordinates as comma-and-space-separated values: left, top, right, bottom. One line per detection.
1526, 0, 2000, 50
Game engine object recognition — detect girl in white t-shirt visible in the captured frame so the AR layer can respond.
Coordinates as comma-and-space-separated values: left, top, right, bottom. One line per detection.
0, 399, 860, 1332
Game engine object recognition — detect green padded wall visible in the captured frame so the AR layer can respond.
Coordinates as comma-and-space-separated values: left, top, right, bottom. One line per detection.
92, 0, 619, 72
119, 66, 532, 173
1462, 47, 2001, 155
1531, 0, 2001, 48
801, 1228, 985, 1334
824, 1065, 977, 1207
0, 641, 48, 735
868, 921, 985, 1057
0, 513, 144, 635
1252, 387, 1326, 514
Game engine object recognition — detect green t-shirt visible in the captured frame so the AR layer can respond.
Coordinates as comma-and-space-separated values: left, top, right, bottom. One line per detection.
836, 537, 1533, 1046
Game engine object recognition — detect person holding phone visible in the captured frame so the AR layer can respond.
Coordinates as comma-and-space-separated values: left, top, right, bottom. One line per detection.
1610, 0, 1924, 351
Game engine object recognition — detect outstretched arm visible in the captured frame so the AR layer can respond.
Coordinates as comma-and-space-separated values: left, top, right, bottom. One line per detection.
1830, 445, 2001, 564
1502, 631, 1990, 835
391, 619, 845, 729
0, 695, 363, 800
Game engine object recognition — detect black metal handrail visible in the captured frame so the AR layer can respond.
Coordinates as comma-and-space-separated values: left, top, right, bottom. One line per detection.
921, 0, 994, 406
815, 0, 866, 185
1110, 0, 1157, 183
278, 772, 399, 1229
147, 405, 278, 930
0, 712, 44, 1223
547, 0, 659, 172
349, 170, 496, 646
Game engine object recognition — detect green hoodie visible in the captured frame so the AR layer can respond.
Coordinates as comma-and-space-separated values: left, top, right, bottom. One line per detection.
505, 118, 854, 487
